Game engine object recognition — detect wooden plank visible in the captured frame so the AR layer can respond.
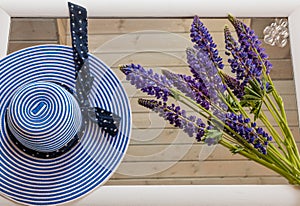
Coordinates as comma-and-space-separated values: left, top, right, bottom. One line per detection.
124, 144, 245, 162
8, 41, 58, 53
251, 18, 275, 39
9, 18, 57, 41
93, 52, 292, 72
124, 143, 300, 162
86, 37, 290, 61
121, 80, 296, 98
269, 59, 293, 80
64, 18, 250, 35
129, 127, 300, 145
112, 65, 293, 81
262, 40, 290, 59
69, 32, 226, 52
128, 94, 297, 113
106, 176, 288, 185
113, 160, 277, 178
131, 110, 298, 128
56, 19, 68, 45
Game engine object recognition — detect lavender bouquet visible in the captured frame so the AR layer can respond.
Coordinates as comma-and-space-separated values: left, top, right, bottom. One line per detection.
120, 15, 300, 185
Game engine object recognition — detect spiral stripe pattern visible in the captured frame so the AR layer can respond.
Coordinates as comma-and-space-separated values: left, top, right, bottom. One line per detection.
0, 45, 131, 206
7, 81, 82, 152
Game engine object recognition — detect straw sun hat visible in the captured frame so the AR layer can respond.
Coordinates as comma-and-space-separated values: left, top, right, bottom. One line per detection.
0, 2, 131, 205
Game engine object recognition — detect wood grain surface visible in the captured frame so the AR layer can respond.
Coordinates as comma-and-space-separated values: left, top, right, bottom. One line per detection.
7, 17, 299, 185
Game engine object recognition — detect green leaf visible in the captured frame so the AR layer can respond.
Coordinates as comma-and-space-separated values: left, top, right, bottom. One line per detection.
266, 84, 273, 94
170, 88, 180, 101
250, 79, 263, 95
204, 129, 223, 145
225, 95, 239, 112
230, 146, 245, 154
244, 86, 262, 98
242, 79, 266, 119
242, 94, 262, 100
250, 101, 262, 120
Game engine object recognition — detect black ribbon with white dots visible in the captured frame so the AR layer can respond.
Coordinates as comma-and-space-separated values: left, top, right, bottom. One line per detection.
5, 109, 83, 159
6, 2, 120, 159
68, 2, 121, 137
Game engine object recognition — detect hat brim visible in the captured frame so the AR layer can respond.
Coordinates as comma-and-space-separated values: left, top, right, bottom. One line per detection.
0, 45, 131, 206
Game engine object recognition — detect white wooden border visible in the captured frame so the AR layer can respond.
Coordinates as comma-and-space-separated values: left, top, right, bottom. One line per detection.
289, 7, 300, 125
0, 0, 299, 17
1, 185, 300, 206
1, 0, 300, 205
0, 7, 10, 58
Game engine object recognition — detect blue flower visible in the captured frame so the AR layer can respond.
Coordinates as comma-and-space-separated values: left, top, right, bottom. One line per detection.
120, 64, 172, 101
138, 98, 206, 141
190, 16, 224, 70
222, 72, 244, 99
225, 113, 271, 154
163, 70, 210, 110
228, 15, 272, 75
186, 47, 227, 120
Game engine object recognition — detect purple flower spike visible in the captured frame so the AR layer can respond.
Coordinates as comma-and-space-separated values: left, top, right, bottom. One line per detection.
225, 112, 271, 154
228, 15, 272, 75
162, 70, 210, 110
186, 47, 227, 118
190, 15, 224, 70
120, 64, 172, 101
138, 98, 206, 141
222, 72, 244, 99
225, 26, 262, 86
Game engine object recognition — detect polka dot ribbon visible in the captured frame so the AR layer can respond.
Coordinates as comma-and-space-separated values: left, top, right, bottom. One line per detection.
68, 2, 120, 137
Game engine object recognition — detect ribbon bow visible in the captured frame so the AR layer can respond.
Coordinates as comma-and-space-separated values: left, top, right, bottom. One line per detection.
68, 2, 120, 136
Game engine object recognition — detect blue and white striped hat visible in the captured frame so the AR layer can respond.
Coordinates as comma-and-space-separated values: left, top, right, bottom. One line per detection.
1, 3, 132, 205
1, 3, 131, 205
0, 44, 131, 206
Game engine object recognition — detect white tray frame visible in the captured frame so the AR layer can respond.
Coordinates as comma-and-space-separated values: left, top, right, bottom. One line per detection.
1, 1, 300, 205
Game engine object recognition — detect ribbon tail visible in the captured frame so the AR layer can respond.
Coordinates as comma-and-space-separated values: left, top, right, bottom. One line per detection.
68, 2, 121, 137
88, 107, 121, 136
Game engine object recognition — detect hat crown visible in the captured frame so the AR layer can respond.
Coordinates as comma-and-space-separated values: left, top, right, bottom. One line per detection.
7, 81, 82, 153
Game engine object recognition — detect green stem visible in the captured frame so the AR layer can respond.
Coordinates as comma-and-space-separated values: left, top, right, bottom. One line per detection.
264, 96, 300, 166
250, 44, 299, 162
268, 77, 288, 122
219, 71, 250, 119
220, 138, 300, 184
176, 91, 277, 163
268, 144, 300, 175
259, 111, 288, 155
180, 88, 300, 182
218, 92, 238, 114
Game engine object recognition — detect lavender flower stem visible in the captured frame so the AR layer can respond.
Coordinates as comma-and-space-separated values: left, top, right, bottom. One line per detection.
263, 98, 300, 168
175, 83, 274, 159
217, 90, 238, 114
249, 39, 289, 122
219, 71, 250, 118
220, 139, 300, 185
177, 90, 273, 160
170, 81, 227, 120
264, 96, 300, 164
268, 143, 300, 174
259, 111, 288, 153
170, 89, 264, 154
175, 89, 211, 116
221, 136, 300, 184
227, 17, 298, 163
267, 74, 288, 121
170, 88, 209, 118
